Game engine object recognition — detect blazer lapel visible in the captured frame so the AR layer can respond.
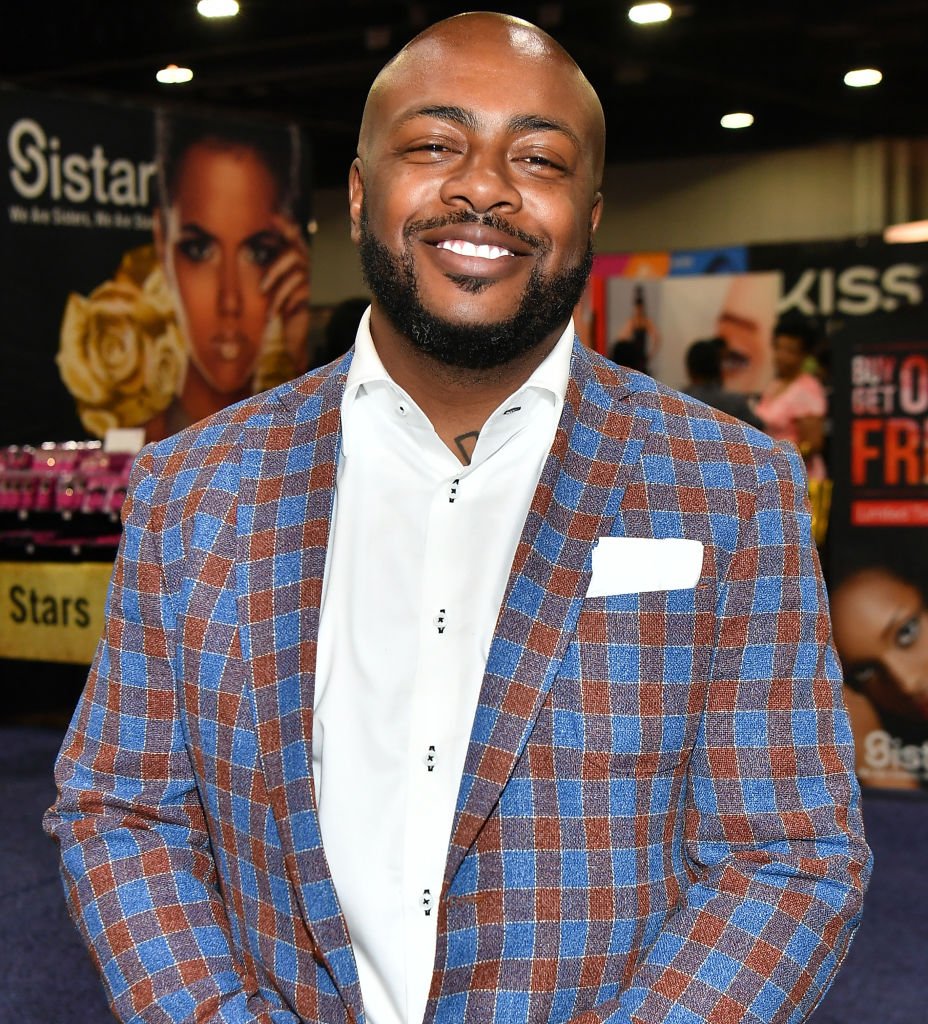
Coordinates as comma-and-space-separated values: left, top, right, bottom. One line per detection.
237, 359, 363, 1014
446, 344, 653, 882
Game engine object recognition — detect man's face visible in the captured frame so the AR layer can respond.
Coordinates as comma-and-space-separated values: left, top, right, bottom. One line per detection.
350, 24, 603, 368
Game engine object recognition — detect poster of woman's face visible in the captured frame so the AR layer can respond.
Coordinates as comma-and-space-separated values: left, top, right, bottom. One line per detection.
57, 110, 312, 442
830, 557, 928, 790
157, 143, 286, 400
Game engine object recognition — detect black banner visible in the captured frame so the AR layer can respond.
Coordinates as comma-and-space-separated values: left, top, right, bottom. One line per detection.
1, 88, 311, 445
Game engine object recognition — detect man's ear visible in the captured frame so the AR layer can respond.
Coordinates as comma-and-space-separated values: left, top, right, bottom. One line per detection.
590, 192, 604, 236
348, 158, 364, 244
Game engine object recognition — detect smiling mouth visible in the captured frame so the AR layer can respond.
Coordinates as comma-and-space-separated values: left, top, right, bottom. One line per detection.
434, 239, 516, 261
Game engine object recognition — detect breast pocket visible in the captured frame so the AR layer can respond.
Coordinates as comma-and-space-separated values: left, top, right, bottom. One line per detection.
551, 583, 716, 776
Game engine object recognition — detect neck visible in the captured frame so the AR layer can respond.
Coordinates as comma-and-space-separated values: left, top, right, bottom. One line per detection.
368, 309, 565, 465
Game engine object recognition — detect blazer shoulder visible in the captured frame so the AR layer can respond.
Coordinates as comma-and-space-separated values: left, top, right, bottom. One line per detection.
581, 345, 779, 463
130, 357, 348, 508
575, 345, 808, 521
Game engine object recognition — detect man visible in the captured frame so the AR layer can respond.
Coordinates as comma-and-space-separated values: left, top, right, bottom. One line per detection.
45, 13, 869, 1024
682, 337, 763, 428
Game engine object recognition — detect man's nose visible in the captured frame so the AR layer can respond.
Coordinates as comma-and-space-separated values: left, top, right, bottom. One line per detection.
438, 147, 523, 214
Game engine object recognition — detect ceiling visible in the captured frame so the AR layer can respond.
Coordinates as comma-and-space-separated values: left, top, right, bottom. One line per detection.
5, 1, 927, 190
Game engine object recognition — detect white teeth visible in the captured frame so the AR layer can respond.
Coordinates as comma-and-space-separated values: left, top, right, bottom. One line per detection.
436, 239, 514, 260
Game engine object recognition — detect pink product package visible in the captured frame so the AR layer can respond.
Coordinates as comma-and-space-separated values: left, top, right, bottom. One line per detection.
80, 472, 129, 515
0, 471, 38, 512
0, 443, 132, 515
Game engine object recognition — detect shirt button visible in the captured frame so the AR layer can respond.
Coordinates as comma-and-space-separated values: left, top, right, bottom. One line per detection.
426, 745, 436, 771
397, 401, 408, 416
421, 888, 433, 916
433, 609, 447, 634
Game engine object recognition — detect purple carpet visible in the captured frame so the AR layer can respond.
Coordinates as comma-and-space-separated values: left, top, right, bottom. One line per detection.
3, 726, 925, 1023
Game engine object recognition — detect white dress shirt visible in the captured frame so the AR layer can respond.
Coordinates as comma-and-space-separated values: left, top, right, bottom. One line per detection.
313, 308, 573, 1024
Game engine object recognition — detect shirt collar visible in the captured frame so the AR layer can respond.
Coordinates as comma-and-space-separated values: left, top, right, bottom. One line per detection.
343, 305, 574, 416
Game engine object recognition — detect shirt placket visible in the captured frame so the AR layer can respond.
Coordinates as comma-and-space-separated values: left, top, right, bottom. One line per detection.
401, 467, 467, 1019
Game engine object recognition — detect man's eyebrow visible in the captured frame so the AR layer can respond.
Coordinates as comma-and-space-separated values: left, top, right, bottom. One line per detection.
396, 107, 580, 148
398, 105, 479, 132
507, 114, 581, 149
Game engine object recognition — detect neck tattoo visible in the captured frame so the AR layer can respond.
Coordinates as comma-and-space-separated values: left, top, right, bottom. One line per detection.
454, 431, 480, 465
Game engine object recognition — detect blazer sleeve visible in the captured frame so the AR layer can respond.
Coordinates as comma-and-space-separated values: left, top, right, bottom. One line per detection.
43, 451, 303, 1024
570, 442, 871, 1024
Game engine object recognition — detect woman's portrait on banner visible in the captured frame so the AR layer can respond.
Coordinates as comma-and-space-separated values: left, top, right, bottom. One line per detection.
831, 559, 928, 790
56, 111, 312, 441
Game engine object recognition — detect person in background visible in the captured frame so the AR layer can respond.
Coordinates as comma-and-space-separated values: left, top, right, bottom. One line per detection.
608, 335, 649, 371
831, 563, 928, 790
149, 113, 312, 439
683, 337, 763, 428
312, 295, 371, 368
611, 283, 658, 373
755, 317, 828, 479
45, 13, 868, 1024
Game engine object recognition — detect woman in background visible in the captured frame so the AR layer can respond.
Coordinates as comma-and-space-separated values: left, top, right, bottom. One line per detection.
149, 112, 311, 439
831, 564, 928, 789
755, 319, 827, 479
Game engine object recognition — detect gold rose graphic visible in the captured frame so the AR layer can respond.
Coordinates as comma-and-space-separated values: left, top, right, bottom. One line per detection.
57, 246, 188, 438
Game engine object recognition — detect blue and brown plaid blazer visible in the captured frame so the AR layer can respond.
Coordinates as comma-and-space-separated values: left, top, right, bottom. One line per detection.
46, 341, 870, 1024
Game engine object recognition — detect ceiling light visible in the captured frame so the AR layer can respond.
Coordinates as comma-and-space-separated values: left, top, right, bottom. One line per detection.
844, 67, 882, 88
156, 64, 194, 85
197, 0, 239, 16
628, 3, 672, 25
720, 112, 754, 130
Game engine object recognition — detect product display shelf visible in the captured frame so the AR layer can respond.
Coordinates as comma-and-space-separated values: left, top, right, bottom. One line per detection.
0, 440, 128, 562
0, 441, 128, 668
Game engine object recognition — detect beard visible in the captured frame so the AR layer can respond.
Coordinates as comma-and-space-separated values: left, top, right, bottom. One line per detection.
358, 205, 593, 371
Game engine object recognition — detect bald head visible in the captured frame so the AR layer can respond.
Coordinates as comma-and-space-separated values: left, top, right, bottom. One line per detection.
358, 12, 605, 182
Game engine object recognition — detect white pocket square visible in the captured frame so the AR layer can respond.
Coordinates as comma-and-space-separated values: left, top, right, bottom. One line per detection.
587, 537, 704, 597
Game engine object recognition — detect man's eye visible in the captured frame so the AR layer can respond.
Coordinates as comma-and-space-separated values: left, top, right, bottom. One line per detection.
518, 154, 567, 172
409, 143, 452, 155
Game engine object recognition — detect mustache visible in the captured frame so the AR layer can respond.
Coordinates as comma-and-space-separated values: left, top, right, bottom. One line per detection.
404, 209, 546, 252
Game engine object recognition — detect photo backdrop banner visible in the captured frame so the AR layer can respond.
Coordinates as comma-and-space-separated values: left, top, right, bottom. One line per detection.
1, 88, 312, 446
590, 236, 928, 790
